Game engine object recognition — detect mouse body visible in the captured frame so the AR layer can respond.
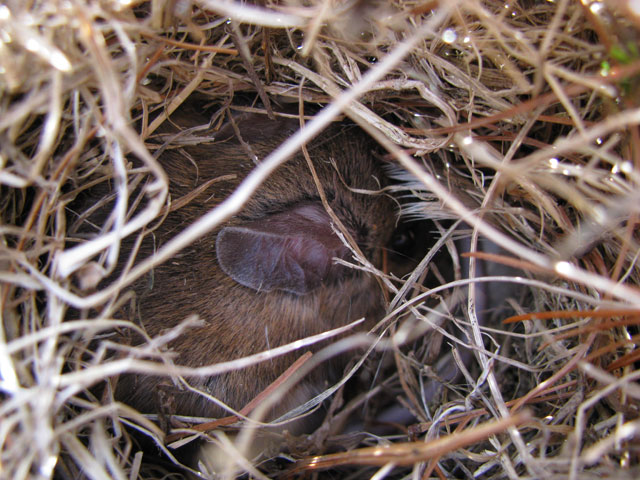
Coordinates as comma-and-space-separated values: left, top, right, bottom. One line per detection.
111, 105, 400, 428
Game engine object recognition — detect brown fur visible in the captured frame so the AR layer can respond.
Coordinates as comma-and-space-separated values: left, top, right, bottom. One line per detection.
113, 105, 398, 424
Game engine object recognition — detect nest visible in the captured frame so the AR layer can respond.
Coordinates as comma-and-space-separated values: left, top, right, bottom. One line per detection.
2, 0, 640, 478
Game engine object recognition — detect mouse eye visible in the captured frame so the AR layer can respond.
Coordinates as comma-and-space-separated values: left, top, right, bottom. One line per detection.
390, 225, 416, 255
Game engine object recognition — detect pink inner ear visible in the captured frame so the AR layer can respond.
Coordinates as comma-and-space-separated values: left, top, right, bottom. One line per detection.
215, 204, 349, 294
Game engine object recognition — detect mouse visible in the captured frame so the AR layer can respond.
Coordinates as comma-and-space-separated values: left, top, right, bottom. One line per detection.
99, 103, 414, 444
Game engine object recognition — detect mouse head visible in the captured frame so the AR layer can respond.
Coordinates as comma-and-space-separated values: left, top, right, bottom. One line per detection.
179, 111, 398, 297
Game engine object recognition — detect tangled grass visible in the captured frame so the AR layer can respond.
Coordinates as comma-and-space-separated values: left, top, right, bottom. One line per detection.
1, 0, 640, 478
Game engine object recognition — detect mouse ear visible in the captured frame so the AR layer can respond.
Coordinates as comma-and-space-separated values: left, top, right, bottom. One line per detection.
216, 204, 349, 295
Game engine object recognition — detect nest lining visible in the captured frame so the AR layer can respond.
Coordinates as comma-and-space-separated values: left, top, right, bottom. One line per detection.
1, 0, 640, 479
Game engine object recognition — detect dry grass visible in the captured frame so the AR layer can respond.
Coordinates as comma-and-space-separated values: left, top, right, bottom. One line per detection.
1, 0, 640, 478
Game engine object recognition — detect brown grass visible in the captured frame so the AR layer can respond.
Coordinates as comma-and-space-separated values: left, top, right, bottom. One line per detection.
1, 0, 640, 478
